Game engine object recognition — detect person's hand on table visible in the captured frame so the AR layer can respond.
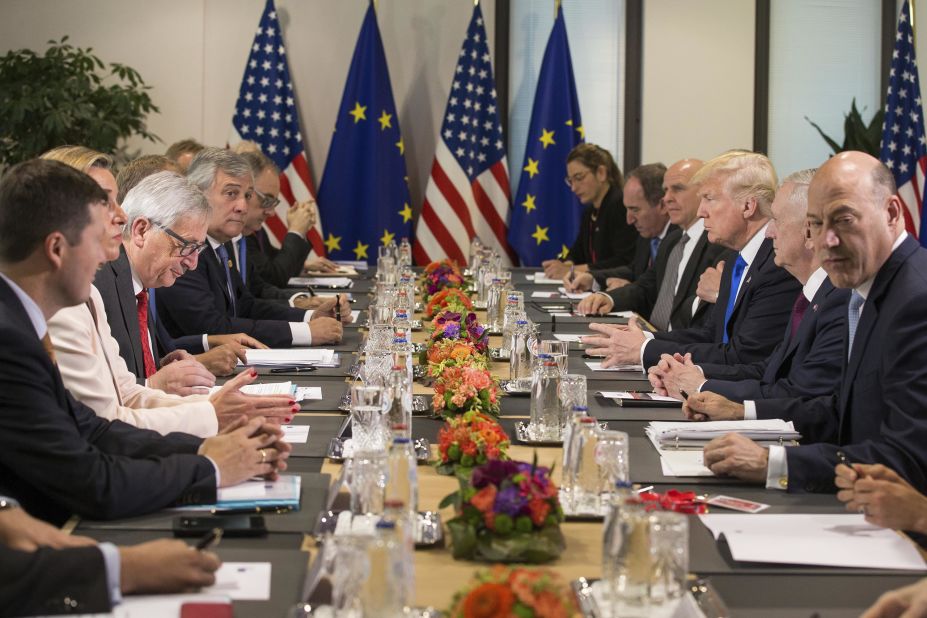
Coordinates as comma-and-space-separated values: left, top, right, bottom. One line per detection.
119, 539, 221, 594
703, 433, 768, 483
582, 319, 645, 367
576, 292, 613, 315
683, 391, 745, 421
655, 352, 706, 399
311, 296, 353, 323
605, 277, 631, 291
209, 369, 297, 428
149, 355, 216, 396
835, 463, 927, 533
195, 344, 247, 377
563, 271, 594, 293
648, 365, 669, 396
862, 577, 927, 618
697, 260, 724, 304
542, 259, 573, 280
304, 257, 339, 273
199, 416, 291, 486
0, 505, 96, 552
206, 333, 267, 350
308, 317, 343, 344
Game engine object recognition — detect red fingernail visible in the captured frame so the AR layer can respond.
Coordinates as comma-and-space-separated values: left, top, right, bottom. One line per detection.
291, 404, 299, 412
250, 369, 257, 377
288, 400, 296, 406
285, 416, 293, 423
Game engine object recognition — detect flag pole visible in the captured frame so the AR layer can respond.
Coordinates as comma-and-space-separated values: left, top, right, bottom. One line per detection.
912, 0, 917, 47
555, 0, 561, 17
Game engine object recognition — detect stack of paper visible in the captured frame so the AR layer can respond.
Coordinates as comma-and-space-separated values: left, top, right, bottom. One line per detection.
526, 272, 564, 284
589, 363, 646, 373
288, 276, 354, 288
241, 348, 336, 367
699, 513, 927, 571
647, 419, 801, 448
209, 381, 295, 397
558, 286, 591, 299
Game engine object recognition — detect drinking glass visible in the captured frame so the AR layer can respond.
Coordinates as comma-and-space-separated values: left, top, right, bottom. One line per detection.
648, 511, 689, 605
559, 374, 587, 412
349, 450, 387, 515
350, 385, 387, 452
595, 429, 630, 500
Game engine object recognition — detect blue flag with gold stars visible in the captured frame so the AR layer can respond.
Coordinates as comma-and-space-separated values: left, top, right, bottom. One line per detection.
508, 5, 584, 266
317, 2, 412, 262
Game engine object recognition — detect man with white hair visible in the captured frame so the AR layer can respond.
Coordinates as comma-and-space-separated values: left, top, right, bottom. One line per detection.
48, 172, 297, 437
156, 148, 344, 348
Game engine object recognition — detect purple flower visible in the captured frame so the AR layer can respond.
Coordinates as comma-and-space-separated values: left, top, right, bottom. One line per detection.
471, 459, 521, 488
442, 322, 461, 339
436, 312, 462, 326
494, 484, 529, 517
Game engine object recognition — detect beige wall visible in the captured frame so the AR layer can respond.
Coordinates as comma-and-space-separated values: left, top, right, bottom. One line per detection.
0, 0, 495, 211
640, 0, 756, 165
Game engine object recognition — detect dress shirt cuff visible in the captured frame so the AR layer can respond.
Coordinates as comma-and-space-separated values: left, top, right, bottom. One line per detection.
290, 322, 313, 346
694, 379, 708, 393
288, 292, 310, 307
591, 278, 601, 292
203, 455, 221, 487
202, 334, 210, 352
98, 542, 123, 606
304, 310, 314, 320
594, 291, 612, 308
743, 400, 757, 420
765, 445, 788, 490
639, 336, 654, 367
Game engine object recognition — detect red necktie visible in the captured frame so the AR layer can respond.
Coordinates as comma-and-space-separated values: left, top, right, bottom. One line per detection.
789, 292, 811, 340
135, 289, 157, 379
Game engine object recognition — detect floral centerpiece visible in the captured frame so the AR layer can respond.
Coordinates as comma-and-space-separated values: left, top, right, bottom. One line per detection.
440, 458, 566, 563
425, 338, 488, 378
423, 259, 465, 299
424, 287, 472, 320
447, 565, 581, 618
433, 365, 501, 418
429, 310, 489, 353
436, 410, 510, 476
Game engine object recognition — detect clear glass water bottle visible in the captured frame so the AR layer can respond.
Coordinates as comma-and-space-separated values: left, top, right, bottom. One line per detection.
603, 483, 651, 617
486, 278, 505, 332
561, 405, 590, 506
529, 357, 562, 441
382, 499, 415, 608
386, 365, 412, 438
385, 436, 418, 513
468, 237, 483, 274
398, 237, 412, 268
509, 319, 532, 389
571, 416, 602, 514
361, 520, 406, 617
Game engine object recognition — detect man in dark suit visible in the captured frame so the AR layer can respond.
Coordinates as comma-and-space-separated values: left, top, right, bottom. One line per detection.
0, 496, 220, 616
0, 159, 289, 525
156, 148, 346, 348
584, 152, 799, 367
566, 163, 672, 291
651, 169, 848, 404
701, 152, 927, 495
576, 159, 728, 330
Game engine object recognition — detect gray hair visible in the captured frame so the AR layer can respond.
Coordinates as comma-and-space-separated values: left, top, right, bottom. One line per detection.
122, 171, 211, 234
760, 168, 816, 219
186, 147, 253, 192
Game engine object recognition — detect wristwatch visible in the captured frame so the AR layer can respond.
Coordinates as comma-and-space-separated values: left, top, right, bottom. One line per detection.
0, 497, 20, 511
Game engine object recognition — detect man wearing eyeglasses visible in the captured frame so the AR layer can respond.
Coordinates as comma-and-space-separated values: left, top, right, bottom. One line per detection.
155, 148, 344, 348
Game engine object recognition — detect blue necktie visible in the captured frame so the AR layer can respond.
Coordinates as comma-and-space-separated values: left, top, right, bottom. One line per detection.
215, 244, 237, 316
722, 254, 748, 344
148, 287, 158, 330
238, 238, 248, 285
649, 237, 661, 267
847, 290, 865, 360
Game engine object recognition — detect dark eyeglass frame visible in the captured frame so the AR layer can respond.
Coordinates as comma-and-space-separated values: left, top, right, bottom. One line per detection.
154, 222, 208, 257
564, 170, 590, 187
254, 188, 281, 210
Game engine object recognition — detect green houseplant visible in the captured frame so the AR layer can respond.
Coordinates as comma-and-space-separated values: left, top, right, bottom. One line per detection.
0, 37, 160, 168
805, 98, 884, 157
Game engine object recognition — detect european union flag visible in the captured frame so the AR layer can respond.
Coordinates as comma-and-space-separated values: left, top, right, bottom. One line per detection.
508, 5, 584, 266
317, 2, 412, 262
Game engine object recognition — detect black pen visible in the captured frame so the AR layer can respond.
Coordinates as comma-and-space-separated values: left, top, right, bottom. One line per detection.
195, 528, 223, 550
836, 450, 853, 467
305, 285, 316, 297
335, 293, 342, 322
680, 390, 690, 400
269, 365, 317, 373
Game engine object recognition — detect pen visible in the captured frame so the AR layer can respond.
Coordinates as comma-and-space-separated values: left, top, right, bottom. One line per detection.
208, 505, 294, 516
306, 285, 316, 297
269, 365, 317, 373
568, 264, 575, 283
195, 528, 223, 551
836, 450, 853, 467
680, 390, 690, 400
335, 293, 342, 322
635, 485, 654, 494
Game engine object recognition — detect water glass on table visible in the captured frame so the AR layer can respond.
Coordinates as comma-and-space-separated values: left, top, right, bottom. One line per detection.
349, 450, 387, 515
350, 385, 388, 452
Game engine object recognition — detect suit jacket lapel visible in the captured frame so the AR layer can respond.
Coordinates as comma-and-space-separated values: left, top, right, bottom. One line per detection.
207, 245, 235, 310
729, 238, 772, 319
112, 251, 145, 375
671, 231, 708, 315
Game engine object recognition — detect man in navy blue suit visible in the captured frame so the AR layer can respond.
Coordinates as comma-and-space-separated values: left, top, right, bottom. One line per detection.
583, 151, 800, 368
701, 152, 927, 494
649, 168, 848, 405
155, 148, 346, 348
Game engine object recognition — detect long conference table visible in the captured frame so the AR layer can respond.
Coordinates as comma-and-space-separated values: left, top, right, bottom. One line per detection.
73, 267, 925, 617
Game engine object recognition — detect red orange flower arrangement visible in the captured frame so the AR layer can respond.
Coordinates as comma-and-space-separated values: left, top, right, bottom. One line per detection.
447, 565, 581, 618
423, 259, 465, 298
433, 364, 501, 418
424, 288, 473, 319
436, 410, 510, 476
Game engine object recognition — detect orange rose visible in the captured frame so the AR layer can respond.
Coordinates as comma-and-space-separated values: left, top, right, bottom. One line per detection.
461, 583, 513, 618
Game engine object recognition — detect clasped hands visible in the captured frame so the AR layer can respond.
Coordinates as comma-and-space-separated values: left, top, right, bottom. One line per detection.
199, 415, 292, 488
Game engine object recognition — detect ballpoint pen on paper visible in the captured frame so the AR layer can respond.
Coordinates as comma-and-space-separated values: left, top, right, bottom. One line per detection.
269, 366, 317, 373
195, 528, 223, 550
208, 505, 294, 516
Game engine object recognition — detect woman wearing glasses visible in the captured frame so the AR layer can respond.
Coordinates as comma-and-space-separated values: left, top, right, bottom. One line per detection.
542, 143, 639, 280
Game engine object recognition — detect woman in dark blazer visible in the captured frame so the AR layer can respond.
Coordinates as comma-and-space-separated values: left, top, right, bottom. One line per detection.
542, 144, 639, 279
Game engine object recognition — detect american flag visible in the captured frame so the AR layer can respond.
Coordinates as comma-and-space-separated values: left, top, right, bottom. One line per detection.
229, 0, 325, 256
413, 3, 515, 266
880, 0, 927, 243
